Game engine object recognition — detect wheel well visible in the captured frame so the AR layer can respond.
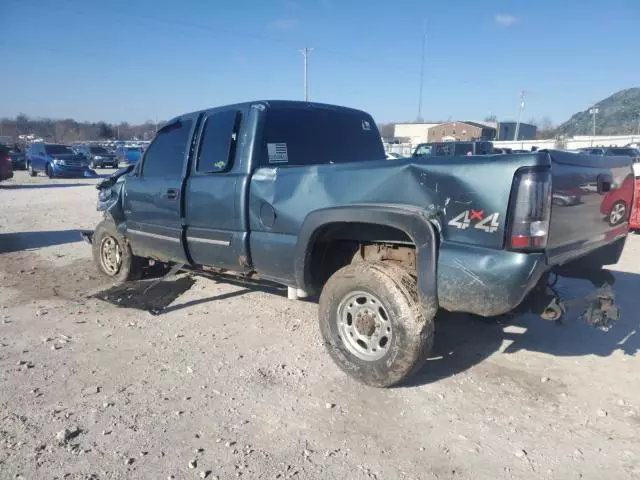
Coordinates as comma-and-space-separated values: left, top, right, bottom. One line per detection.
306, 222, 416, 293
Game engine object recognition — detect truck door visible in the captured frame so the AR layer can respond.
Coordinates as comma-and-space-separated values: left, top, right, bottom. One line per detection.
183, 108, 251, 272
122, 115, 198, 263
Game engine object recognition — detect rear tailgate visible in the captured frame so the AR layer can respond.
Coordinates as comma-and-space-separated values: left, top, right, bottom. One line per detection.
546, 150, 633, 265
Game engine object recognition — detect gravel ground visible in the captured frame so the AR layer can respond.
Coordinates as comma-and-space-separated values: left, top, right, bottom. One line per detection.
0, 171, 639, 480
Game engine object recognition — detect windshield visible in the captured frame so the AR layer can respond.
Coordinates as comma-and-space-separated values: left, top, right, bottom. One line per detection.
45, 145, 74, 155
126, 147, 141, 152
90, 146, 109, 154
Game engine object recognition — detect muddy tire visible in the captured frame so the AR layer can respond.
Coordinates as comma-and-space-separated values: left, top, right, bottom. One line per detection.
92, 219, 143, 282
318, 262, 434, 388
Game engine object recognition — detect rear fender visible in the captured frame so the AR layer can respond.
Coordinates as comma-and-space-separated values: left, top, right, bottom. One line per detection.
295, 204, 438, 315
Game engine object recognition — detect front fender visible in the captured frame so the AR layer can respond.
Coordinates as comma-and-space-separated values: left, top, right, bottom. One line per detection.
295, 204, 438, 315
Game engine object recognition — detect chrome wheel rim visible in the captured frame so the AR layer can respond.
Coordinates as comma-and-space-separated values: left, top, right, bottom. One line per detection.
337, 291, 392, 361
100, 236, 122, 275
610, 203, 625, 225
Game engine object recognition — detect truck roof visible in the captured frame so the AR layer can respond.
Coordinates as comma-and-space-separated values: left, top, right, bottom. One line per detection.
169, 100, 375, 124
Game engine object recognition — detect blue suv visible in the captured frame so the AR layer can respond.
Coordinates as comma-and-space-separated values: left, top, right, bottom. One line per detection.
26, 143, 96, 178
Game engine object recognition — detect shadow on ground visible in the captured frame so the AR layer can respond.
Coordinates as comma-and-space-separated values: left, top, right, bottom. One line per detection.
0, 230, 84, 254
404, 270, 640, 387
93, 270, 288, 315
93, 276, 198, 315
0, 183, 95, 189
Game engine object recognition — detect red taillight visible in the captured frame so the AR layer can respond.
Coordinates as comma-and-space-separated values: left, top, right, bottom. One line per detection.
510, 235, 530, 248
508, 169, 552, 251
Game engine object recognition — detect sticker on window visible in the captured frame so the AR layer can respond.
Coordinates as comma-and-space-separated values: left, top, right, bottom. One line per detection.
267, 143, 289, 164
361, 120, 371, 131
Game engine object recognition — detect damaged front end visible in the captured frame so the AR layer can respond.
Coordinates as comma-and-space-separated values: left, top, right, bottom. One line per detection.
81, 165, 134, 245
96, 165, 133, 218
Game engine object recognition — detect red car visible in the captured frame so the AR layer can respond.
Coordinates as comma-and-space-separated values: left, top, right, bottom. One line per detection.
630, 177, 640, 231
0, 146, 14, 182
600, 174, 635, 226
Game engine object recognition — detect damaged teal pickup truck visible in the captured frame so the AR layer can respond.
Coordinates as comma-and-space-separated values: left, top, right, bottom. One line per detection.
87, 100, 633, 387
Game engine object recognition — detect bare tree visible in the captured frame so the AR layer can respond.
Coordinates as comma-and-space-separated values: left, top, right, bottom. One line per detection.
539, 116, 554, 131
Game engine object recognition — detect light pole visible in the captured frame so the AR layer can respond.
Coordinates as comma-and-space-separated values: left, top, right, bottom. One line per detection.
513, 90, 525, 141
299, 47, 313, 102
417, 20, 426, 122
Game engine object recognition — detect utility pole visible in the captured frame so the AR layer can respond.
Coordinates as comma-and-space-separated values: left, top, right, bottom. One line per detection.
417, 20, 426, 122
299, 47, 313, 102
513, 90, 525, 141
589, 107, 599, 136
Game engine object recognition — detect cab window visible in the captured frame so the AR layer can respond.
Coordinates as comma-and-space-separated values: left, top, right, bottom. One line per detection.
454, 143, 473, 156
434, 143, 452, 156
142, 119, 193, 178
414, 144, 432, 156
196, 110, 239, 173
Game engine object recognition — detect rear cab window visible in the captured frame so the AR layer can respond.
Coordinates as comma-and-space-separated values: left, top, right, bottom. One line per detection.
260, 106, 384, 166
606, 148, 637, 156
453, 143, 473, 156
196, 110, 240, 173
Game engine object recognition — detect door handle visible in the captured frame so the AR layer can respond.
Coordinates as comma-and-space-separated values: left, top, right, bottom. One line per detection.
166, 188, 179, 200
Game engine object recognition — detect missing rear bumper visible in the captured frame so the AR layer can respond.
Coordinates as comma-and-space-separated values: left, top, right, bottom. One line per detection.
522, 268, 619, 330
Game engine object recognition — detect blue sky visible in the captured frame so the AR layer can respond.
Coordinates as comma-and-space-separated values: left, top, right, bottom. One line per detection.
1, 0, 638, 125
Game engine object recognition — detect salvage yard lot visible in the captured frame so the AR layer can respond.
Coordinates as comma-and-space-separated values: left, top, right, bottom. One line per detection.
0, 171, 639, 480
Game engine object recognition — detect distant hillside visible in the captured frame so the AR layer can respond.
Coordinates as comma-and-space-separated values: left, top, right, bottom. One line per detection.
556, 88, 640, 136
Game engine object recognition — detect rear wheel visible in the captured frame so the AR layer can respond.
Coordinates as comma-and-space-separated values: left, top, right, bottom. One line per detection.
318, 262, 435, 388
27, 163, 37, 177
92, 219, 144, 282
609, 201, 626, 226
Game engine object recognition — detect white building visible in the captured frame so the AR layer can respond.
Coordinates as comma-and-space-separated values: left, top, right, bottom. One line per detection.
393, 123, 440, 145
